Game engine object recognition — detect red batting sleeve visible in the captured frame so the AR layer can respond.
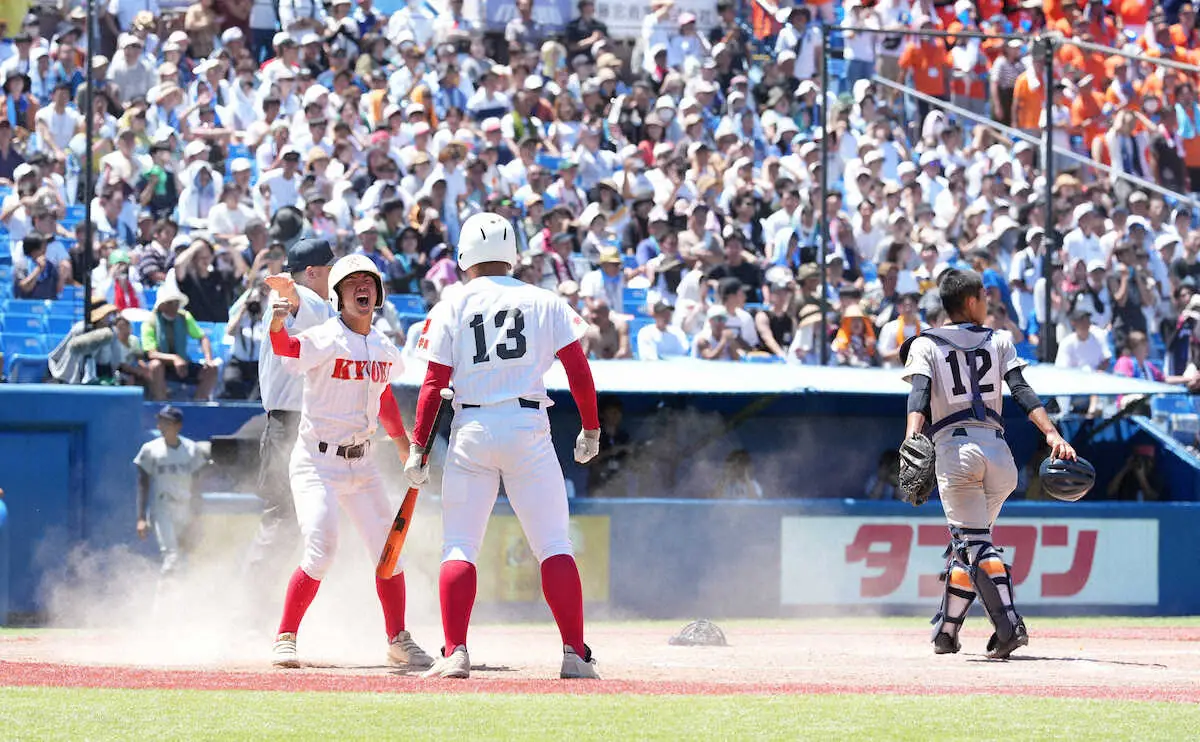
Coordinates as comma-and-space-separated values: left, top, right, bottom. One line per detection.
556, 340, 599, 430
270, 327, 300, 358
412, 361, 453, 448
378, 385, 408, 440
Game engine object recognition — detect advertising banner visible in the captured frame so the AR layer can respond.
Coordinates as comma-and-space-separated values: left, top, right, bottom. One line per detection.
477, 515, 611, 602
780, 516, 1159, 607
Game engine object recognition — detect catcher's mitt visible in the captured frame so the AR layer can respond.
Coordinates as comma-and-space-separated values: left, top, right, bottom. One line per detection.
898, 434, 936, 506
668, 619, 728, 647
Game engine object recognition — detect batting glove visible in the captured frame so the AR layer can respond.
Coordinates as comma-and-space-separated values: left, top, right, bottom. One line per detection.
574, 429, 601, 464
404, 443, 430, 486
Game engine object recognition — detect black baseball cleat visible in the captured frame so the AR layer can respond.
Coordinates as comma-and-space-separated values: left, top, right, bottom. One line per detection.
932, 632, 961, 655
985, 621, 1029, 660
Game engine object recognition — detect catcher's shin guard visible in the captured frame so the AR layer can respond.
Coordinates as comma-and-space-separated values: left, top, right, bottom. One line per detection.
954, 527, 1022, 648
930, 555, 976, 646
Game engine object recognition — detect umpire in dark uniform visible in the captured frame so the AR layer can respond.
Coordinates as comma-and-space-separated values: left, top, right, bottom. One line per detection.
243, 239, 336, 607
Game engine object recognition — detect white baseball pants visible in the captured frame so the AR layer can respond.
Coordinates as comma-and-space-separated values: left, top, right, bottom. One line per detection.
289, 439, 401, 580
440, 403, 573, 564
935, 428, 1019, 530
151, 497, 194, 575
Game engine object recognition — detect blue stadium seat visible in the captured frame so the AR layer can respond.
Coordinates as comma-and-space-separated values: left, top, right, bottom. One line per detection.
62, 204, 86, 228
395, 311, 427, 332
622, 254, 638, 270
745, 354, 784, 364
8, 354, 48, 382
143, 287, 157, 307
60, 285, 83, 302
387, 293, 426, 314
622, 287, 648, 315
4, 299, 50, 316
2, 313, 45, 334
45, 316, 76, 339
3, 333, 47, 375
47, 300, 83, 318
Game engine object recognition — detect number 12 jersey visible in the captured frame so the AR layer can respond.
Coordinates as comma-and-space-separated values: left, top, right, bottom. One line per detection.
417, 276, 589, 407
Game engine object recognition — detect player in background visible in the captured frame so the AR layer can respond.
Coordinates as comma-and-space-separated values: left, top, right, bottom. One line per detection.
135, 405, 208, 577
901, 269, 1076, 659
243, 239, 336, 606
406, 212, 602, 680
265, 254, 434, 670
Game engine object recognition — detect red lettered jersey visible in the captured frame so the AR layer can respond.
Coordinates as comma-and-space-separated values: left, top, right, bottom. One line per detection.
282, 317, 405, 445
418, 275, 587, 406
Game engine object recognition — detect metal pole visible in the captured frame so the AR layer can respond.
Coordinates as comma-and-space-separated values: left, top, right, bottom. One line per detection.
1040, 35, 1056, 364
82, 0, 95, 331
818, 23, 830, 367
869, 75, 1197, 208
833, 25, 1028, 42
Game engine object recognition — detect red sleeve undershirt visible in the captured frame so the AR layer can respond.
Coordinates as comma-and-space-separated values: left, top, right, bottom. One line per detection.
269, 327, 300, 358
412, 361, 453, 448
557, 340, 599, 431
378, 385, 407, 440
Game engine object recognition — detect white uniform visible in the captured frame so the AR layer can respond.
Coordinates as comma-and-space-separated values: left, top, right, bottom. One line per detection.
279, 316, 407, 580
259, 285, 336, 412
418, 275, 588, 564
901, 324, 1024, 530
133, 436, 207, 574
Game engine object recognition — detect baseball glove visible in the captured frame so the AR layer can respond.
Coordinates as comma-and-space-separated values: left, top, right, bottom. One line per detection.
898, 434, 937, 506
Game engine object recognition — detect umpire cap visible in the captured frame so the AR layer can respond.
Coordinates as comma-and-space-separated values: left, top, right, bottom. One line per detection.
1039, 457, 1095, 502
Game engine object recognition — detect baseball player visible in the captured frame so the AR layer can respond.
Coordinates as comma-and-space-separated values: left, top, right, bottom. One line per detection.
900, 269, 1076, 659
134, 405, 208, 576
406, 212, 601, 680
243, 239, 336, 601
265, 254, 434, 670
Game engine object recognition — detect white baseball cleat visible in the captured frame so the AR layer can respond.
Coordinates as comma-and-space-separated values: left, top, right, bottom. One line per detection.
272, 632, 300, 668
387, 631, 435, 669
560, 645, 599, 679
421, 645, 471, 679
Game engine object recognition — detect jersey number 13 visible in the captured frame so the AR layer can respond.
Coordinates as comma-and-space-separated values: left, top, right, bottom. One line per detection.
469, 309, 528, 364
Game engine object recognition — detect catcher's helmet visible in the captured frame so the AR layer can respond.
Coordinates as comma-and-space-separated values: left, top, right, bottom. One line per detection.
329, 254, 385, 311
1039, 456, 1095, 502
457, 212, 518, 270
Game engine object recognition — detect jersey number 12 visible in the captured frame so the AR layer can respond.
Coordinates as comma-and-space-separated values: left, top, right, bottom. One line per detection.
944, 349, 994, 397
470, 309, 527, 364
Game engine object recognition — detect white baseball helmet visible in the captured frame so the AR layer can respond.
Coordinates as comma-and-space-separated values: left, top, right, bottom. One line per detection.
328, 253, 385, 310
457, 212, 518, 271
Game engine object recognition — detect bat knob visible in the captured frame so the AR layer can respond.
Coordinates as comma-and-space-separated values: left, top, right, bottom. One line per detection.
439, 388, 455, 401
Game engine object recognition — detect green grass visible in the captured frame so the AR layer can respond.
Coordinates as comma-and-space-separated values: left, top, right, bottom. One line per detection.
0, 688, 1197, 741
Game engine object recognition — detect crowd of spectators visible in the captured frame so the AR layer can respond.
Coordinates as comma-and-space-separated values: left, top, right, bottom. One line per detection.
4, 0, 1200, 400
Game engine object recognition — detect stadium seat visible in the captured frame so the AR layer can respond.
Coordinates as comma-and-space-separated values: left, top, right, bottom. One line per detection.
45, 316, 76, 339
3, 333, 46, 374
622, 287, 648, 315
387, 293, 426, 314
8, 353, 48, 382
745, 354, 784, 364
395, 311, 427, 332
622, 254, 639, 271
60, 285, 83, 303
62, 204, 86, 228
2, 313, 45, 334
47, 300, 83, 318
143, 287, 157, 307
4, 299, 50, 316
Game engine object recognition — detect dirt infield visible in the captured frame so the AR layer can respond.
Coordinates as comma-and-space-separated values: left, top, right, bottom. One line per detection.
2, 620, 1196, 702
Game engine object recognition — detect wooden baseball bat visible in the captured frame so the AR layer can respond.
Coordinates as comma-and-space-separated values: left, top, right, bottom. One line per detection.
376, 387, 455, 579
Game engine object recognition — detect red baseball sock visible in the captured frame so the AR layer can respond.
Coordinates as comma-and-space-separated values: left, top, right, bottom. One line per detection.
277, 567, 321, 636
540, 554, 585, 656
439, 560, 476, 653
376, 572, 407, 639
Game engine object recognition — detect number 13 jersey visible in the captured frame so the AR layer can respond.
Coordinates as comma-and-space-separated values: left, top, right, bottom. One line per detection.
417, 276, 589, 407
901, 324, 1026, 443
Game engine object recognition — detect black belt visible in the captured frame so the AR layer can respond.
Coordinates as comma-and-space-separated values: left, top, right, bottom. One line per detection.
318, 442, 367, 459
460, 398, 541, 410
951, 427, 1004, 440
